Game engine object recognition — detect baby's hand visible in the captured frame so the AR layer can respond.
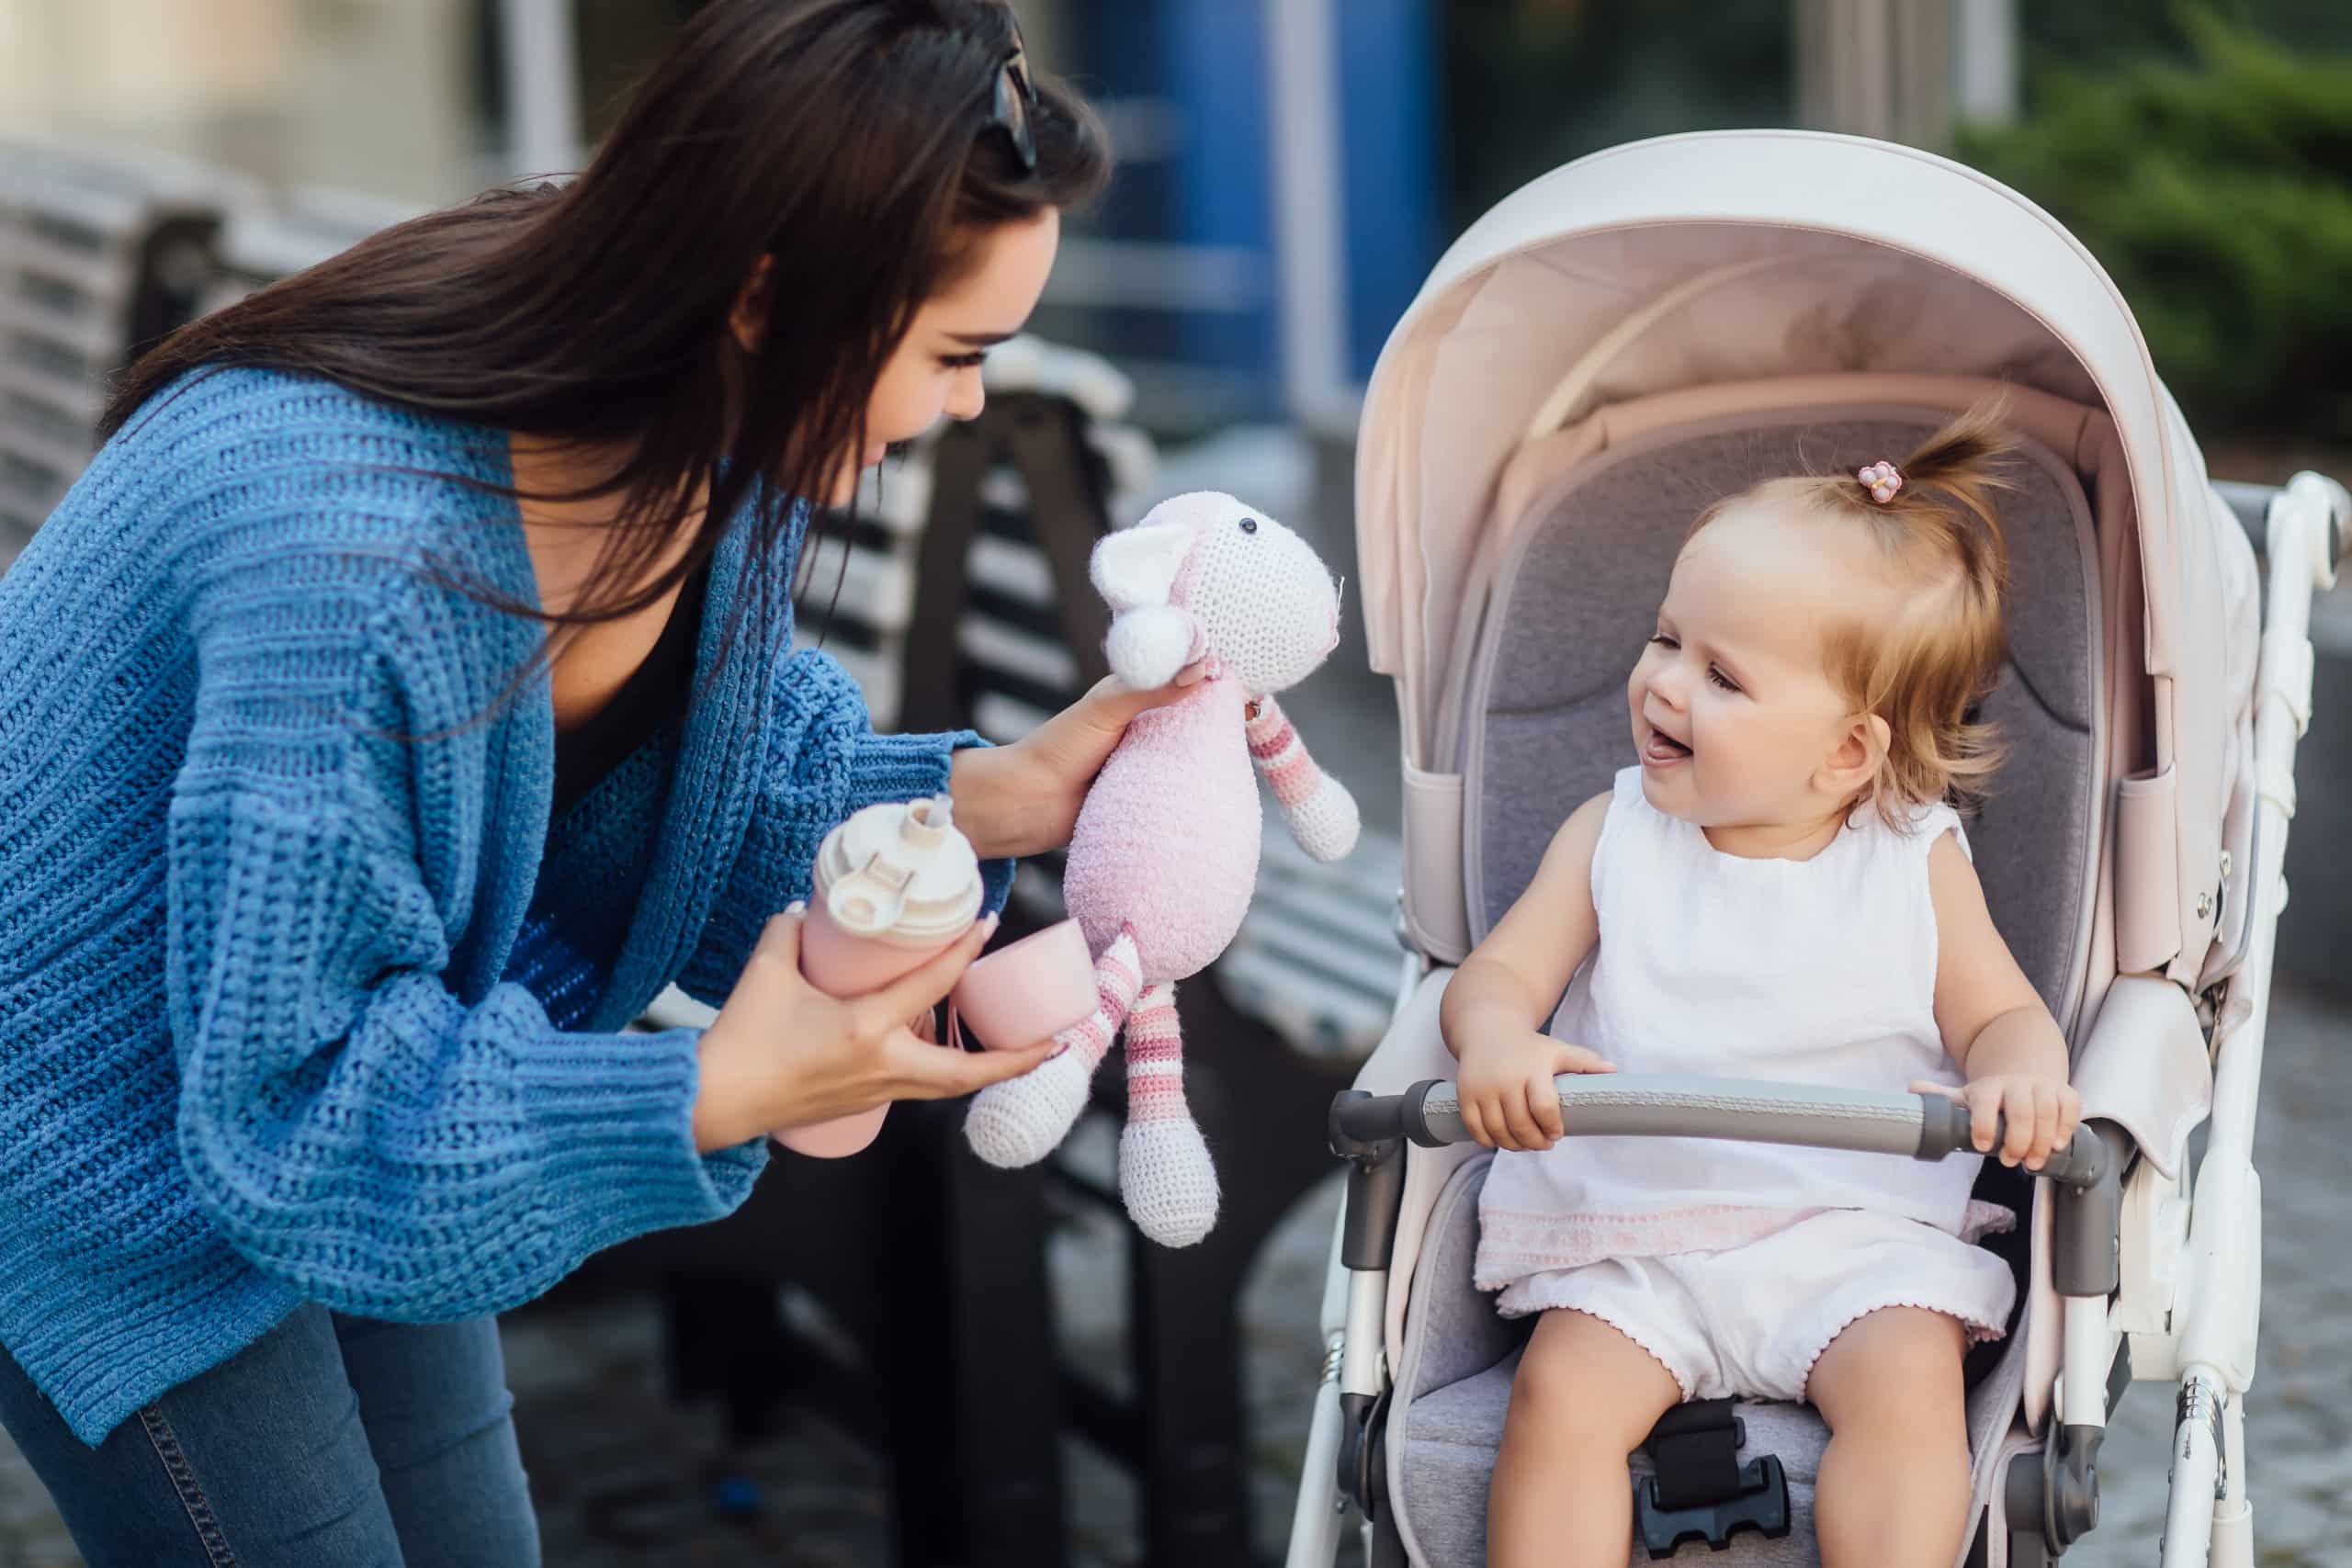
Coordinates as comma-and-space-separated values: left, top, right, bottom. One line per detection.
1914, 1074, 2083, 1171
1456, 1015, 1613, 1153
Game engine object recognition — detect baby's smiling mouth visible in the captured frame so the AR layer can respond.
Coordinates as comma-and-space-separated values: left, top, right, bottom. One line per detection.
1642, 728, 1692, 765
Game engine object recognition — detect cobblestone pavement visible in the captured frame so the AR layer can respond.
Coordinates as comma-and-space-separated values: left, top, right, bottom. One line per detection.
0, 977, 2340, 1565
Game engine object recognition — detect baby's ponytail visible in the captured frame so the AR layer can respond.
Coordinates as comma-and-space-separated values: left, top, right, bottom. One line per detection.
1686, 400, 2019, 824
1868, 402, 2014, 622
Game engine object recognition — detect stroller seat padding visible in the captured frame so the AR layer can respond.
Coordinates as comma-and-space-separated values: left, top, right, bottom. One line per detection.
1408, 1359, 1832, 1562
1463, 410, 2102, 1030
1392, 1157, 2026, 1566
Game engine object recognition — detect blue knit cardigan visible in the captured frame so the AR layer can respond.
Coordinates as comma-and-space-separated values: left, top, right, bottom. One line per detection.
0, 367, 1003, 1445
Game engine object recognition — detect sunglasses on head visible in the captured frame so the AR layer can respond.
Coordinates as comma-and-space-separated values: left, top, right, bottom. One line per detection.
984, 17, 1038, 173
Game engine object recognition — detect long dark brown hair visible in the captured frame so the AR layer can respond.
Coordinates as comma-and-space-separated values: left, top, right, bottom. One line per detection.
104, 0, 1107, 716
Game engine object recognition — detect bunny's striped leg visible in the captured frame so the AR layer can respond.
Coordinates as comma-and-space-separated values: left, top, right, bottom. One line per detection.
1118, 982, 1220, 1247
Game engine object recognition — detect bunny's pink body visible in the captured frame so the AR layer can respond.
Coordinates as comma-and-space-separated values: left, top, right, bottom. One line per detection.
965, 491, 1359, 1247
1062, 675, 1259, 984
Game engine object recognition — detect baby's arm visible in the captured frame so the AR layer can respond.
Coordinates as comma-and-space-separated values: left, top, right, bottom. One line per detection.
1440, 791, 1614, 1153
1924, 832, 2082, 1169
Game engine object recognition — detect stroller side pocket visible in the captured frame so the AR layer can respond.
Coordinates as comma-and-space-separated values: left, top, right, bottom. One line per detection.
2114, 766, 2180, 975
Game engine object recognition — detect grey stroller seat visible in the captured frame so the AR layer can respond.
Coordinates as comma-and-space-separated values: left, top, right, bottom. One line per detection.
1390, 411, 2095, 1566
1392, 1157, 2023, 1562
1287, 130, 2340, 1568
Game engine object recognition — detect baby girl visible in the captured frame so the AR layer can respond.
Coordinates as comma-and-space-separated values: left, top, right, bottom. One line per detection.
1443, 407, 2082, 1567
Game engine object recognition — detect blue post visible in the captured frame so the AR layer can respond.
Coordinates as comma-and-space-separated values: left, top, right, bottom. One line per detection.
1334, 0, 1442, 382
1064, 0, 1441, 413
1159, 0, 1278, 403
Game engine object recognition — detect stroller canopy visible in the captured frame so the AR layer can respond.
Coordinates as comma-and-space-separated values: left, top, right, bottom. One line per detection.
1355, 129, 2236, 779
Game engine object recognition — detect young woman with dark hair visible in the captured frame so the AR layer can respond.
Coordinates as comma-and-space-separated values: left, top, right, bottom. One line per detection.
0, 4, 1167, 1559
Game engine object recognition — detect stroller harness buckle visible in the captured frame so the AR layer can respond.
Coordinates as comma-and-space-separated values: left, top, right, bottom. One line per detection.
1634, 1399, 1792, 1558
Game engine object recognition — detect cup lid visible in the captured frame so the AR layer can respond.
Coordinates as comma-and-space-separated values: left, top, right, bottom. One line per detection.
813, 794, 983, 942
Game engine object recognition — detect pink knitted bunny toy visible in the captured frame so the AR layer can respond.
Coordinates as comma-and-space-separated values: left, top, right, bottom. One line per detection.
964, 491, 1360, 1247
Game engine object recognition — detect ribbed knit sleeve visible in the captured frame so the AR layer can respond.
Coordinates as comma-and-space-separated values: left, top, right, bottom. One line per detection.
673, 647, 1013, 1008
164, 572, 754, 1322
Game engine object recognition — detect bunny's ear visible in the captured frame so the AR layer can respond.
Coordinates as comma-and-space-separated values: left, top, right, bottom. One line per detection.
1091, 521, 1198, 614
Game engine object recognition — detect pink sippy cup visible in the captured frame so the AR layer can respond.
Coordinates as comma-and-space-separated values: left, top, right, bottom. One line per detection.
773, 793, 983, 1157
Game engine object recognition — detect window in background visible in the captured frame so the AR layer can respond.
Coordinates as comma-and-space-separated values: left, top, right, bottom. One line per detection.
0, 0, 497, 205
1439, 0, 1792, 243
1036, 0, 1441, 435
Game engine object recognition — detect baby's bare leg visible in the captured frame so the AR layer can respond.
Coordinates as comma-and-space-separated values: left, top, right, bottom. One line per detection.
1806, 1307, 1973, 1568
1488, 1309, 1682, 1568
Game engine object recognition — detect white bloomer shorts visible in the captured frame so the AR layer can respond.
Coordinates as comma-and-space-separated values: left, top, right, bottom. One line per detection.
1494, 1208, 2018, 1403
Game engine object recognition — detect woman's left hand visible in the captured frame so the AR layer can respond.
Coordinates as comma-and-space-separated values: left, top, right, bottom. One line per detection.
949, 662, 1208, 859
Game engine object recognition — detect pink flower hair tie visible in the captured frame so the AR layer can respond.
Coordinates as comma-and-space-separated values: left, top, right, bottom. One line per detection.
1857, 460, 1904, 504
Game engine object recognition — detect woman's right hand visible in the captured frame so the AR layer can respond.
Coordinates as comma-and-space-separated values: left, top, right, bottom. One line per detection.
1453, 1006, 1613, 1153
690, 906, 1057, 1153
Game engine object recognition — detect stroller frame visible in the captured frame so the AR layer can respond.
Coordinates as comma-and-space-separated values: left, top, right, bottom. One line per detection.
1285, 470, 2347, 1568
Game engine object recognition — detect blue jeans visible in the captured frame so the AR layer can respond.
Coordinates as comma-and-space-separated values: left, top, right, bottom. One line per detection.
0, 1302, 539, 1567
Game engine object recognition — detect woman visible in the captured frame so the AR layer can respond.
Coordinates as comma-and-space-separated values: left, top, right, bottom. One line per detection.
0, 2, 1160, 1561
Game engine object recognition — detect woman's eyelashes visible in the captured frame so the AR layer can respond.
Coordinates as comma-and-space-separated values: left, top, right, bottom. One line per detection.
939, 350, 989, 370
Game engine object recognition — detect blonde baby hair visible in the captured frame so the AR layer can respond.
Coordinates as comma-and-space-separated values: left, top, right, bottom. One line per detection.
1690, 402, 2016, 825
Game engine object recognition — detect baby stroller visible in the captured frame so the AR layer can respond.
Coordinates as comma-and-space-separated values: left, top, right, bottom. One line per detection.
1283, 130, 2350, 1568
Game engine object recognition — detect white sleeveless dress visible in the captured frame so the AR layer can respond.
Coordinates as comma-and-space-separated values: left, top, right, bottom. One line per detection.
1474, 768, 2018, 1402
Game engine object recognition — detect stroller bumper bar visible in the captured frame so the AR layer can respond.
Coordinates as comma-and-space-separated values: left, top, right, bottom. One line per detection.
1331, 1075, 2108, 1189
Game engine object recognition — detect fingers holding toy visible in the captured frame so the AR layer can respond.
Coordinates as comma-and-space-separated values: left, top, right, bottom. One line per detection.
946, 663, 1207, 861
883, 1026, 1057, 1100
848, 913, 997, 1043
693, 904, 1009, 1153
1061, 662, 1209, 742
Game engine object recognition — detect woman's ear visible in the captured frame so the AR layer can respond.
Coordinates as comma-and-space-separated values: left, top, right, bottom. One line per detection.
1817, 711, 1892, 800
730, 255, 775, 354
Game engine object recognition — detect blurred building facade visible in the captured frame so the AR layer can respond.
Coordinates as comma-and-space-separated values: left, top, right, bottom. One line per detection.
5, 0, 2347, 440
0, 0, 2018, 435
0, 0, 490, 203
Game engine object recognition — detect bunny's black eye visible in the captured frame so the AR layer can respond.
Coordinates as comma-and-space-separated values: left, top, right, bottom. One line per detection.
1238, 517, 1259, 535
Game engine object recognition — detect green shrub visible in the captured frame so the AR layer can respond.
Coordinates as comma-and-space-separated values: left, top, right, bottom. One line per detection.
1959, 11, 2352, 444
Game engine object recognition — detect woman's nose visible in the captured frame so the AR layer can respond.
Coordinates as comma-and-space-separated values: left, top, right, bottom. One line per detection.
944, 368, 987, 423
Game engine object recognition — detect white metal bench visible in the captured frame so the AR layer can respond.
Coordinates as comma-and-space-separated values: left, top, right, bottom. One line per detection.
0, 137, 243, 551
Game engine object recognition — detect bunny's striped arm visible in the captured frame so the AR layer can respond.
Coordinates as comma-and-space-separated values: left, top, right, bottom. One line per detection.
1245, 696, 1361, 863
